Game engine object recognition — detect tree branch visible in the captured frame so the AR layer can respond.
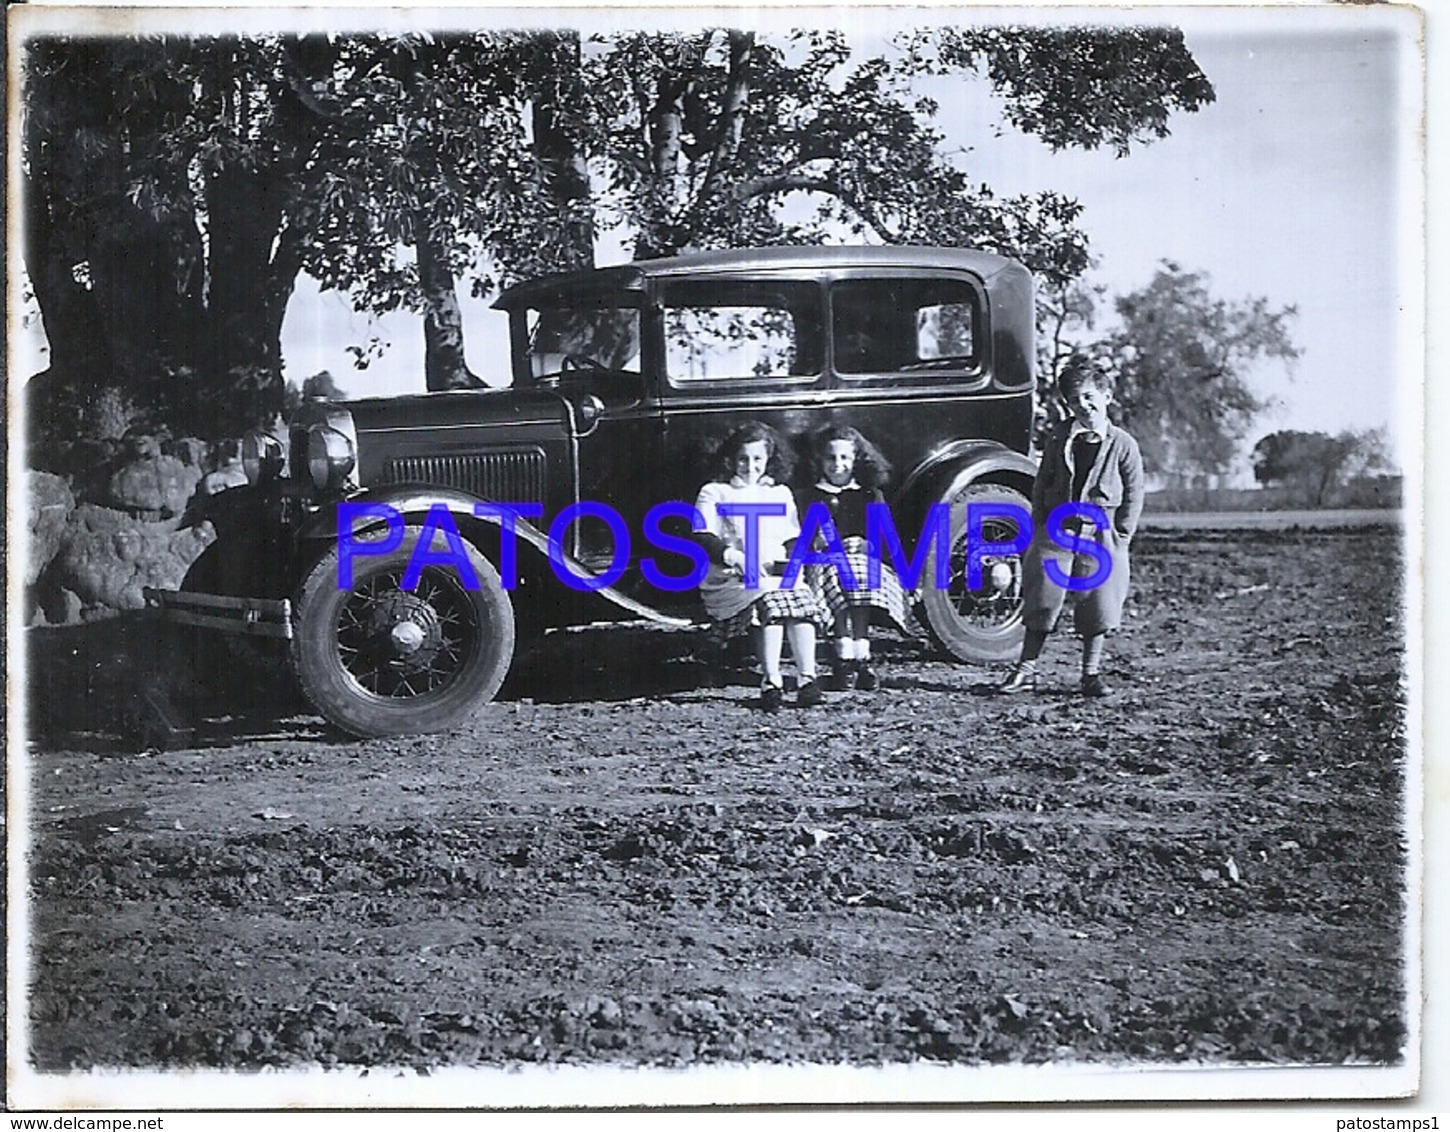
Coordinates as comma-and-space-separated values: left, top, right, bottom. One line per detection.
695, 30, 754, 216
732, 171, 832, 199
732, 170, 894, 240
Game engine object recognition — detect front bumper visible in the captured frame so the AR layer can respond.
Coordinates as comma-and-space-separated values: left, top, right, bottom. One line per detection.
144, 587, 293, 639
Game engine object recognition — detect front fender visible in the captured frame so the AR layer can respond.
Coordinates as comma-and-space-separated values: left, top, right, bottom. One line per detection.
297, 486, 543, 547
297, 487, 692, 628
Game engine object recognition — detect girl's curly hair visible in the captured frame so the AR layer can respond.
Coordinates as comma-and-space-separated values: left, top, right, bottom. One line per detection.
711, 421, 794, 483
807, 423, 891, 490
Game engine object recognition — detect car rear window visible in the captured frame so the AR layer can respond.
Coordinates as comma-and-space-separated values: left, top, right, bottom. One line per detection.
830, 277, 981, 376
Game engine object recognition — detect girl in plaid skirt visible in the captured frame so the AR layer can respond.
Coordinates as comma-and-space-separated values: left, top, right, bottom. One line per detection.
799, 424, 914, 692
694, 422, 830, 713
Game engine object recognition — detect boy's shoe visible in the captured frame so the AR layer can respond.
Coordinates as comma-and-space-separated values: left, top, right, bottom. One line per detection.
854, 661, 880, 691
825, 665, 855, 692
796, 679, 825, 708
997, 664, 1038, 695
1080, 674, 1109, 698
760, 684, 784, 713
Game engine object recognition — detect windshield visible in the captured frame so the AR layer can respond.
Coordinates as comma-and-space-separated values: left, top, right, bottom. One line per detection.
524, 304, 642, 381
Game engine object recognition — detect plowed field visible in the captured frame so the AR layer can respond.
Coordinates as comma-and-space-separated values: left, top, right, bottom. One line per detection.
21, 525, 1410, 1079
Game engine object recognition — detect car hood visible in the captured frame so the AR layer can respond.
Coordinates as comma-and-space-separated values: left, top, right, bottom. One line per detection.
333, 385, 570, 434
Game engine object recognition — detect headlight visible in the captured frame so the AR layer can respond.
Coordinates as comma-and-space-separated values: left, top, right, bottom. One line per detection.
241, 429, 286, 485
306, 426, 356, 493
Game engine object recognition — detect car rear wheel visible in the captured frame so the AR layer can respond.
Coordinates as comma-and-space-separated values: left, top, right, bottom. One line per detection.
918, 482, 1030, 663
292, 526, 515, 737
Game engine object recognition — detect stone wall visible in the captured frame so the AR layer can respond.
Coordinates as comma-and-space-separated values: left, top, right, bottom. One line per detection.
27, 436, 232, 624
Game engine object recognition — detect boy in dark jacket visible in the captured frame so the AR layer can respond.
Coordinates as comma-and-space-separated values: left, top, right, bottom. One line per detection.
999, 359, 1145, 697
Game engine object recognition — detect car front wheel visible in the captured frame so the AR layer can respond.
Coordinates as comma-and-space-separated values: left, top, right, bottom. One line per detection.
918, 482, 1030, 663
292, 526, 515, 737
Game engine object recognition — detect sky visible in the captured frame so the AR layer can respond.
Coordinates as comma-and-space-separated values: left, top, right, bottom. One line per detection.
950, 15, 1414, 447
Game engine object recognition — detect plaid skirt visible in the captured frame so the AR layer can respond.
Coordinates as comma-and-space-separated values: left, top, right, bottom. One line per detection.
808, 537, 914, 633
713, 584, 830, 640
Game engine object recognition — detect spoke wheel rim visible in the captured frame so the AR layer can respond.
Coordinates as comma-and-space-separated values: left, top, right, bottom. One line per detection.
334, 567, 480, 700
945, 516, 1025, 634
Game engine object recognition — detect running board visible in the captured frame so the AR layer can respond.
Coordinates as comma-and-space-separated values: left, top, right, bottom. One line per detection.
589, 584, 696, 629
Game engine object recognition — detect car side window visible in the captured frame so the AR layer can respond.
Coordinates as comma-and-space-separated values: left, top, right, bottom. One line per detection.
525, 305, 642, 379
831, 278, 981, 376
659, 280, 823, 384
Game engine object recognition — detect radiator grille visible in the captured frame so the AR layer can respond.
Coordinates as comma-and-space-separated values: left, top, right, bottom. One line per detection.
380, 448, 547, 502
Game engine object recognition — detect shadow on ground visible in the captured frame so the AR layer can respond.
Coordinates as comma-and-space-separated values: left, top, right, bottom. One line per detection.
25, 615, 319, 751
25, 613, 944, 749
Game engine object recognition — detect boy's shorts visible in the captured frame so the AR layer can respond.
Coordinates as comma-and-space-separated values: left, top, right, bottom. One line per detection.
1020, 529, 1131, 637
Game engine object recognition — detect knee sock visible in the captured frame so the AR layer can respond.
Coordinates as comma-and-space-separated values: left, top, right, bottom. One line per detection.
787, 621, 819, 681
1018, 629, 1048, 671
759, 624, 785, 687
1081, 633, 1106, 676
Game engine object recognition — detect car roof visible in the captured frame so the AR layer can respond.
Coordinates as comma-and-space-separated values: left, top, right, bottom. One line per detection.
493, 245, 1022, 309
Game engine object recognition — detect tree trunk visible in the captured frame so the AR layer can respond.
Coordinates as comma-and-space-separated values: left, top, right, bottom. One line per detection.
417, 215, 484, 392
635, 75, 689, 259
23, 179, 113, 387
531, 31, 595, 272
200, 162, 295, 431
22, 176, 118, 453
695, 30, 754, 228
264, 220, 304, 373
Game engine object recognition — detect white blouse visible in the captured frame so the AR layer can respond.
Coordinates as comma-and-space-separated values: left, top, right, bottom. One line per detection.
694, 476, 802, 568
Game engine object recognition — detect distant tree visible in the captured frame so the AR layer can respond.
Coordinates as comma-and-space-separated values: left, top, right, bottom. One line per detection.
1251, 427, 1392, 506
301, 370, 347, 401
1100, 262, 1300, 477
283, 369, 349, 416
1034, 270, 1116, 438
1038, 276, 1105, 382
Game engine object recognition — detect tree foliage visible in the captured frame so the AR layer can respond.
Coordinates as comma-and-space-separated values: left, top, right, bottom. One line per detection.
22, 23, 1217, 436
286, 33, 555, 389
911, 26, 1215, 156
587, 26, 1213, 281
23, 34, 330, 438
1096, 262, 1300, 476
1036, 270, 1109, 391
1251, 428, 1392, 506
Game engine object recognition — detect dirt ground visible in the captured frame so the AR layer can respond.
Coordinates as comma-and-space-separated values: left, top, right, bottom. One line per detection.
19, 524, 1410, 1076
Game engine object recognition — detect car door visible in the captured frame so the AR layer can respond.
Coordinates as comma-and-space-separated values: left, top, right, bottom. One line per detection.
822, 269, 1030, 496
651, 273, 831, 513
515, 294, 664, 576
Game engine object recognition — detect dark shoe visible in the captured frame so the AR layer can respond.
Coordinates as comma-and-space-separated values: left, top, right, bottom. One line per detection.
1080, 673, 1109, 698
997, 664, 1038, 695
825, 665, 855, 692
854, 661, 880, 691
796, 679, 825, 708
760, 684, 784, 713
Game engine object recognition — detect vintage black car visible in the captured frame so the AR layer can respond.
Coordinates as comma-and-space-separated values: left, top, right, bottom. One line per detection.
168, 246, 1039, 736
